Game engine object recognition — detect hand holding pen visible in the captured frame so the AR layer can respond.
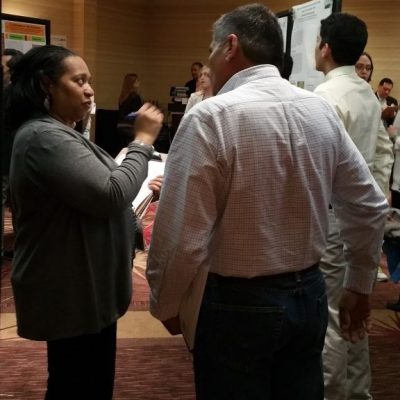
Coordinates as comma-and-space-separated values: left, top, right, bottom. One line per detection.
133, 103, 164, 145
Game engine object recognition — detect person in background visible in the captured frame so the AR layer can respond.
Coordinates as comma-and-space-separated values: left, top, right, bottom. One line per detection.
376, 77, 398, 127
355, 51, 390, 283
146, 4, 388, 400
384, 111, 400, 312
5, 45, 162, 399
185, 65, 213, 113
2, 48, 23, 87
389, 111, 400, 206
117, 73, 144, 147
355, 51, 373, 82
1, 48, 23, 260
184, 61, 203, 95
148, 175, 163, 200
314, 13, 393, 400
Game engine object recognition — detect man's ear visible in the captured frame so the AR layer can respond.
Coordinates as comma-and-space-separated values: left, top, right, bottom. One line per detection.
224, 34, 239, 62
321, 42, 331, 59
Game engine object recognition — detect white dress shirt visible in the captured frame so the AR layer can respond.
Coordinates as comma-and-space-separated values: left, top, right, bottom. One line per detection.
185, 91, 204, 113
314, 66, 393, 194
147, 65, 388, 321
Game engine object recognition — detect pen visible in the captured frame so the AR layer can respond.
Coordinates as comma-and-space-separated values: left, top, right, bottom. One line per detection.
125, 111, 139, 120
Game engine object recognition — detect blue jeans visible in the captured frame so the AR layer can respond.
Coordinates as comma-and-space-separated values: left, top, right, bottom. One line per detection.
193, 266, 327, 400
383, 238, 400, 283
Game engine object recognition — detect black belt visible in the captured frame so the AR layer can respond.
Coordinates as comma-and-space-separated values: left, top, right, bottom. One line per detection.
208, 263, 319, 284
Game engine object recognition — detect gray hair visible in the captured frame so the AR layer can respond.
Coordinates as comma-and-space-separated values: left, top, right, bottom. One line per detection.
212, 3, 283, 69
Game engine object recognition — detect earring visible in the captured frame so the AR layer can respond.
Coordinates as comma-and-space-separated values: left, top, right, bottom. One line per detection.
44, 96, 50, 111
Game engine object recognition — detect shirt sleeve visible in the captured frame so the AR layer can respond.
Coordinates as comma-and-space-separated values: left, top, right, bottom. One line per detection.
146, 111, 221, 320
331, 128, 388, 294
24, 127, 152, 217
372, 120, 394, 196
185, 93, 201, 114
314, 87, 343, 117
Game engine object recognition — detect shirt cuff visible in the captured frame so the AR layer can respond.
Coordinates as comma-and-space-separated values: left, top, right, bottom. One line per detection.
149, 296, 180, 322
343, 265, 378, 294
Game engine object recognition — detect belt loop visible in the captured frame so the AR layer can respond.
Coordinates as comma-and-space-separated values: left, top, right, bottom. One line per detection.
295, 271, 301, 283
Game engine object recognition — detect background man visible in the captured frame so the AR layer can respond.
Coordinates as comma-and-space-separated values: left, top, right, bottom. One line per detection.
147, 4, 388, 400
184, 61, 203, 95
376, 77, 398, 127
314, 13, 393, 400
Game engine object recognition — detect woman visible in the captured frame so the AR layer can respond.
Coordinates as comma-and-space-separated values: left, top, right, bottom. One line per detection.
184, 66, 213, 113
5, 45, 162, 399
118, 73, 143, 116
355, 51, 373, 82
117, 73, 144, 147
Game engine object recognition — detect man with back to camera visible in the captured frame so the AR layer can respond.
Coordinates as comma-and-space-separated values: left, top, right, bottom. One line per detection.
147, 4, 388, 400
314, 13, 393, 400
376, 77, 398, 127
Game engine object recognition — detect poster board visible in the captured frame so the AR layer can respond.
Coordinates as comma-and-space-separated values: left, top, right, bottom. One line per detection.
277, 10, 294, 57
278, 0, 342, 91
1, 13, 50, 53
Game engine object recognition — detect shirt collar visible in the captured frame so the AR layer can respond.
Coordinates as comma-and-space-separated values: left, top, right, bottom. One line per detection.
218, 64, 281, 95
324, 65, 358, 81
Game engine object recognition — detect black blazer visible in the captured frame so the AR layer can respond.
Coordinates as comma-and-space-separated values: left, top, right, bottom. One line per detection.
375, 92, 398, 106
386, 95, 398, 107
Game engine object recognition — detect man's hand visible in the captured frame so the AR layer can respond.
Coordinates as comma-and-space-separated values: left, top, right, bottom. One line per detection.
339, 289, 371, 343
148, 175, 163, 200
161, 316, 182, 335
387, 125, 399, 139
382, 105, 397, 120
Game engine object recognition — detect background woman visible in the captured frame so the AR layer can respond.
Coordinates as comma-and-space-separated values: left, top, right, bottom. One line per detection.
117, 73, 144, 147
5, 45, 162, 399
355, 51, 373, 82
118, 73, 143, 117
184, 65, 213, 113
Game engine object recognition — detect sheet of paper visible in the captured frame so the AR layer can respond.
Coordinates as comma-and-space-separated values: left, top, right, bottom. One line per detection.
290, 0, 333, 91
132, 161, 165, 211
114, 147, 166, 211
115, 147, 128, 165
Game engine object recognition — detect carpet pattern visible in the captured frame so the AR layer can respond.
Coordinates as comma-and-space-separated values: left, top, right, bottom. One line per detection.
2, 208, 400, 399
0, 339, 195, 400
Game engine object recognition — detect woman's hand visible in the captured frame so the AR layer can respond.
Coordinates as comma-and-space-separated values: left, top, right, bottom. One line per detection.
134, 103, 164, 145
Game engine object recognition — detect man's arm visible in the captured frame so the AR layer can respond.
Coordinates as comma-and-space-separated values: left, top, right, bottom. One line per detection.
331, 128, 388, 340
315, 84, 390, 340
146, 111, 221, 322
372, 120, 394, 196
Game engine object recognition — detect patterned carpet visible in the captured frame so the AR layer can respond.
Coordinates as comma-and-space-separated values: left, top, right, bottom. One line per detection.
1, 207, 400, 399
0, 337, 195, 400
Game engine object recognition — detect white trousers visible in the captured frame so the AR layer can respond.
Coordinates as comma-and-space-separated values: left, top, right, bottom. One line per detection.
319, 210, 372, 400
